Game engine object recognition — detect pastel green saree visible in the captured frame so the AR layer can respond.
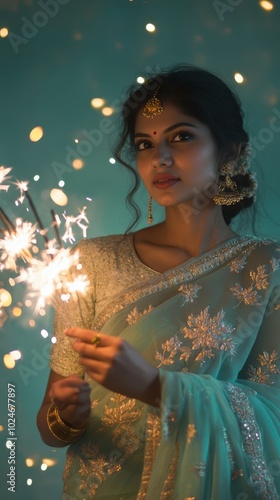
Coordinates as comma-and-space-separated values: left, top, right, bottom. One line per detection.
59, 236, 280, 499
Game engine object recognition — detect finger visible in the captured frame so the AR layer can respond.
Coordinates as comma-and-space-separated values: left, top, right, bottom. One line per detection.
64, 328, 119, 347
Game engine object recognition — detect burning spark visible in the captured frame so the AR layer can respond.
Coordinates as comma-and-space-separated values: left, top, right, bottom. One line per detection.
0, 219, 37, 270
15, 180, 29, 204
0, 167, 12, 192
62, 207, 89, 244
16, 245, 89, 310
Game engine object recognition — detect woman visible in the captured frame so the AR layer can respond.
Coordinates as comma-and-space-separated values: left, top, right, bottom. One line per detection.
37, 65, 280, 499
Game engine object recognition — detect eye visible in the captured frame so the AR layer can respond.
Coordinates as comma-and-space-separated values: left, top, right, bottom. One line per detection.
172, 131, 193, 142
134, 140, 153, 151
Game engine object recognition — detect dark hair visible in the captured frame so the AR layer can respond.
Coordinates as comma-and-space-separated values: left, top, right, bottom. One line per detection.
113, 64, 254, 230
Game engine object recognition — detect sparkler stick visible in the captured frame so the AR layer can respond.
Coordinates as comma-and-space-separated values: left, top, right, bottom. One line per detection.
24, 189, 49, 246
50, 209, 62, 248
0, 207, 16, 233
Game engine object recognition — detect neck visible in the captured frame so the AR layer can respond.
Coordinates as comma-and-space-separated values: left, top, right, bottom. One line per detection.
159, 203, 238, 257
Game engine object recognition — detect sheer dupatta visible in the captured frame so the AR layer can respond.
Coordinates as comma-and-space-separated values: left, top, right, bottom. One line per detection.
64, 237, 280, 499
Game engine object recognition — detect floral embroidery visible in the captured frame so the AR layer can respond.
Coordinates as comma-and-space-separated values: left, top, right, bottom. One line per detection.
126, 305, 153, 325
187, 424, 197, 444
250, 265, 269, 290
229, 255, 248, 273
231, 265, 269, 307
156, 335, 182, 367
62, 449, 75, 491
78, 442, 122, 496
247, 350, 280, 385
99, 394, 143, 456
137, 412, 161, 499
179, 283, 202, 304
181, 307, 236, 365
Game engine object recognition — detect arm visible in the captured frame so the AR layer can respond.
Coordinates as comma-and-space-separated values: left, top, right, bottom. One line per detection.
37, 369, 91, 447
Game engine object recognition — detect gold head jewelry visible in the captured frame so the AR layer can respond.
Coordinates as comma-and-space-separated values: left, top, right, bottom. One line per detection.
143, 85, 164, 118
213, 161, 244, 206
214, 144, 257, 206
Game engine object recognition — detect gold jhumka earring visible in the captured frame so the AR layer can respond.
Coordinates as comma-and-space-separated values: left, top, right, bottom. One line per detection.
213, 161, 244, 206
143, 85, 164, 118
147, 195, 153, 224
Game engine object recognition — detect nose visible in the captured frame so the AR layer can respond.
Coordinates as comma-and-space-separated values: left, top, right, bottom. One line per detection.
152, 142, 173, 168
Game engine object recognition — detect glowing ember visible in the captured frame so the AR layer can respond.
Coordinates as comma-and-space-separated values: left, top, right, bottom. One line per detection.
0, 166, 12, 191
16, 245, 89, 310
62, 207, 89, 243
0, 219, 37, 270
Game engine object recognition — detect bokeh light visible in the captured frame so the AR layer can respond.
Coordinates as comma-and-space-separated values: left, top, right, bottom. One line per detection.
50, 188, 68, 206
29, 126, 44, 142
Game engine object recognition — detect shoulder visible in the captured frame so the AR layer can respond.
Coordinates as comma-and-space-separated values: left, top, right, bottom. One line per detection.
74, 233, 133, 261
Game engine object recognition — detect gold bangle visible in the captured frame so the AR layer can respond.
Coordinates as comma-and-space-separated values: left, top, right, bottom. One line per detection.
47, 402, 88, 443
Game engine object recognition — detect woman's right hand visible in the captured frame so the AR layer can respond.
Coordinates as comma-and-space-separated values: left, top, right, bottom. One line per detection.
49, 374, 91, 429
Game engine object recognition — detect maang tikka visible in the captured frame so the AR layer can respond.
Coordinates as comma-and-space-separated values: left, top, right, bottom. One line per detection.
143, 84, 164, 118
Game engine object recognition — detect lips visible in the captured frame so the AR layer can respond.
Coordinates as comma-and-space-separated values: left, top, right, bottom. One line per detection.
153, 173, 180, 189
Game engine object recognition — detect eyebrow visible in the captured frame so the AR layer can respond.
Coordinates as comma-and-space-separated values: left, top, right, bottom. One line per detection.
134, 122, 198, 139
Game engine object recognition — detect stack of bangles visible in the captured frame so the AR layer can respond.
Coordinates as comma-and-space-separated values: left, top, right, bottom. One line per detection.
47, 402, 88, 443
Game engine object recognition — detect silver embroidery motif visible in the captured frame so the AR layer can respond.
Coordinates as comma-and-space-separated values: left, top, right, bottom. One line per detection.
156, 335, 182, 367
226, 383, 278, 498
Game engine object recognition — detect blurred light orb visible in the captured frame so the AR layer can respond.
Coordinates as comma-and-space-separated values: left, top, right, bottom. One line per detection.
41, 329, 49, 338
25, 299, 32, 307
0, 27, 9, 37
26, 459, 34, 467
9, 278, 15, 287
102, 107, 114, 116
29, 126, 44, 142
12, 306, 22, 317
58, 180, 65, 187
50, 188, 68, 206
51, 336, 57, 344
41, 464, 48, 471
29, 319, 36, 327
0, 425, 4, 431
234, 73, 244, 84
27, 479, 33, 486
9, 350, 21, 360
0, 307, 8, 327
0, 289, 12, 307
91, 98, 105, 108
72, 158, 84, 170
42, 458, 56, 466
259, 1, 274, 10
34, 175, 40, 181
137, 76, 145, 84
3, 354, 16, 369
146, 23, 156, 32
109, 158, 116, 164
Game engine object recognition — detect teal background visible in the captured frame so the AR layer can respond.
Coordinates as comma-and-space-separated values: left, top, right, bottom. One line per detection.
0, 0, 279, 498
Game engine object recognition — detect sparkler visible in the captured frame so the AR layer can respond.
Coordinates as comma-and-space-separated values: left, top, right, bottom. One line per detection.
0, 166, 12, 192
0, 167, 90, 323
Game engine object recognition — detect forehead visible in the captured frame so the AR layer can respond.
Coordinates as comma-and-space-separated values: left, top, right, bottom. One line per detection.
134, 102, 202, 133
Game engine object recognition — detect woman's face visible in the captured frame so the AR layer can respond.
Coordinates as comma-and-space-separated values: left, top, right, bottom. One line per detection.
134, 102, 219, 208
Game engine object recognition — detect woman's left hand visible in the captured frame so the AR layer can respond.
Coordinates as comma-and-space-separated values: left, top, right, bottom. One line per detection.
64, 328, 161, 407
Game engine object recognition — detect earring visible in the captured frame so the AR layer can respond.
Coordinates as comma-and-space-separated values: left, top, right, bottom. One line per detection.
147, 195, 153, 224
213, 161, 244, 206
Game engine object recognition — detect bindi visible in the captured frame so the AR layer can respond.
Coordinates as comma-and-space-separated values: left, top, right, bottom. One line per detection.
153, 131, 157, 135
